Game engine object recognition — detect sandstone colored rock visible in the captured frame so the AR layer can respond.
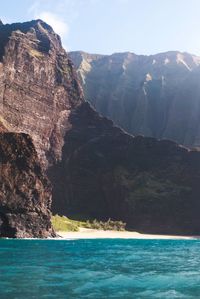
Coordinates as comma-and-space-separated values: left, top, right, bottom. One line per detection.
0, 20, 84, 238
0, 133, 54, 238
0, 20, 83, 168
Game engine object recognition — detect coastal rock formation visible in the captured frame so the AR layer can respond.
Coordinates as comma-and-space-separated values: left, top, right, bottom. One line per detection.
51, 102, 200, 235
0, 20, 83, 168
69, 51, 200, 148
0, 19, 84, 237
0, 133, 54, 238
1, 20, 200, 235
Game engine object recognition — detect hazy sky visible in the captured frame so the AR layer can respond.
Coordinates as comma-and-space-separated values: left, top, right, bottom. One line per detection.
1, 0, 200, 55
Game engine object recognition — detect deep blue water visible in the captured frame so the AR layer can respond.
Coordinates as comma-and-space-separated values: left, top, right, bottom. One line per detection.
1, 239, 200, 298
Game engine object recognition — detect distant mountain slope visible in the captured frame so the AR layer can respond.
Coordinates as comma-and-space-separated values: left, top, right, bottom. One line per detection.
69, 51, 200, 147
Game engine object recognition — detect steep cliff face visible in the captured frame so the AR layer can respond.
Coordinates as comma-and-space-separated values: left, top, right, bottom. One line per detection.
2, 20, 200, 235
0, 20, 83, 168
0, 20, 84, 237
69, 51, 200, 148
51, 102, 200, 235
49, 103, 200, 234
0, 133, 54, 238
48, 103, 200, 234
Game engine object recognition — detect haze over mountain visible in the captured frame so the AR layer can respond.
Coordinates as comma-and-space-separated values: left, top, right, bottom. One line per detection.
1, 20, 200, 236
69, 51, 200, 148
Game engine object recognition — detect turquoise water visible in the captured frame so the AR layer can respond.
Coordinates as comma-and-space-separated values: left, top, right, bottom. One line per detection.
1, 239, 200, 298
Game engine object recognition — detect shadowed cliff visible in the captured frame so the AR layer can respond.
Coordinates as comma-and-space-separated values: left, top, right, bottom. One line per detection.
0, 133, 54, 238
50, 102, 200, 235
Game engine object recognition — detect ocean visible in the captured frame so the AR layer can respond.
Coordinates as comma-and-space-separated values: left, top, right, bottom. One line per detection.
0, 239, 200, 298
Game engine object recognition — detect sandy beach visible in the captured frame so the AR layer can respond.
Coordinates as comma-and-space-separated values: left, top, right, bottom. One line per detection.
57, 227, 196, 240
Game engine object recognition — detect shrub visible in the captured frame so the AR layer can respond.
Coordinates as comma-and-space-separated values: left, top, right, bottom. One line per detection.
52, 215, 126, 232
52, 215, 79, 232
85, 218, 126, 231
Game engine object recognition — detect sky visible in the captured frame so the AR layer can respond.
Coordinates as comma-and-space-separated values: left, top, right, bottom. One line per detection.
1, 0, 200, 56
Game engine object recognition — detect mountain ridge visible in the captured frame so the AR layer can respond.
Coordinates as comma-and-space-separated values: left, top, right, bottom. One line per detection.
1, 20, 200, 235
69, 50, 200, 147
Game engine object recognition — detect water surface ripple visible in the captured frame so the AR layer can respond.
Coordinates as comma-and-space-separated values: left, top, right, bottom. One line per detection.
0, 239, 200, 298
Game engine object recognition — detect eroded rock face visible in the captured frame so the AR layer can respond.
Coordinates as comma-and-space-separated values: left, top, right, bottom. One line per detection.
0, 133, 54, 238
0, 20, 83, 168
2, 20, 200, 235
0, 20, 84, 237
51, 102, 200, 235
69, 51, 200, 148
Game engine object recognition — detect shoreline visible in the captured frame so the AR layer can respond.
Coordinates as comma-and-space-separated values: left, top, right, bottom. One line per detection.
57, 227, 198, 240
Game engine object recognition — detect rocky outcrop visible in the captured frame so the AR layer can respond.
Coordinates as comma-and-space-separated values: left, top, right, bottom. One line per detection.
0, 20, 82, 237
69, 51, 200, 148
0, 20, 83, 168
0, 133, 54, 238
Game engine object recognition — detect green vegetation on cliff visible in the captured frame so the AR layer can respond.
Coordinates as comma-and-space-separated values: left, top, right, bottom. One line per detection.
52, 215, 126, 232
52, 215, 80, 232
